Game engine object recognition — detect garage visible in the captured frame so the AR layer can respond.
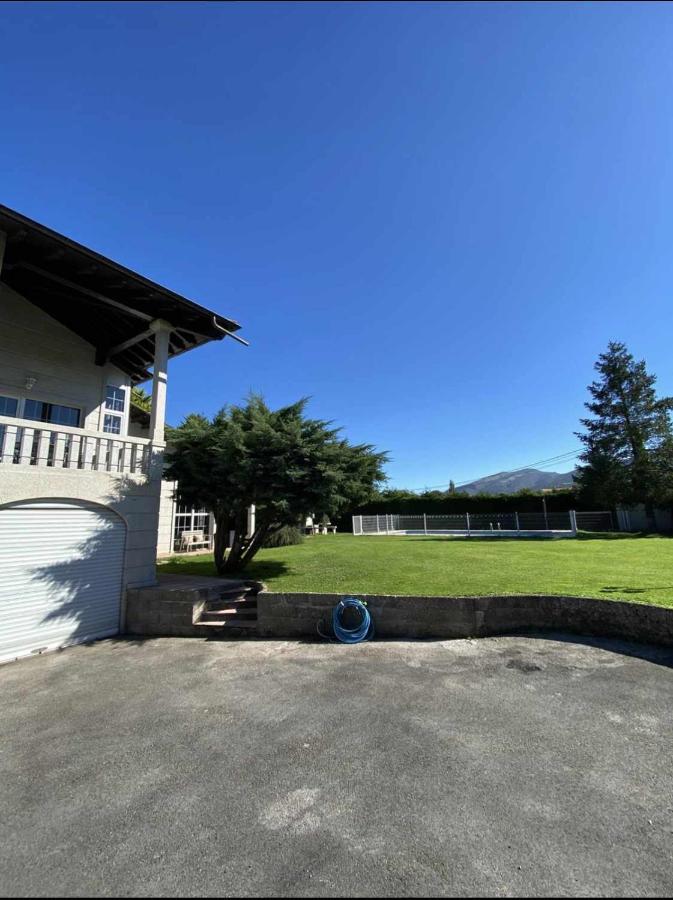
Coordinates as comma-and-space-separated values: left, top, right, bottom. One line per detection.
0, 501, 126, 664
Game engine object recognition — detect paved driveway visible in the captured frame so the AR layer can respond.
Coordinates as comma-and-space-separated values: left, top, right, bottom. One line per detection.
2, 634, 672, 897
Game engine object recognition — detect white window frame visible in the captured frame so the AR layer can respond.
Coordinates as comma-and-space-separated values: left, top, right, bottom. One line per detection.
97, 378, 130, 438
102, 413, 123, 435
105, 385, 126, 413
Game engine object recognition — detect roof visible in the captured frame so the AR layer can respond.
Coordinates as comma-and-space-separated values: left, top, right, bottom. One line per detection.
0, 204, 243, 383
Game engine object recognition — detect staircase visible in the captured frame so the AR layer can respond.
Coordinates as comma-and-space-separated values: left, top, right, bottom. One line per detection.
193, 581, 261, 634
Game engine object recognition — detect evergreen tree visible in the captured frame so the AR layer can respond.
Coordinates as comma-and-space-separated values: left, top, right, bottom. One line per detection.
575, 342, 673, 508
131, 386, 152, 412
165, 395, 387, 572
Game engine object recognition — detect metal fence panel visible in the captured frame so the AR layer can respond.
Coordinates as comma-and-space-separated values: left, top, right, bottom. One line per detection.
352, 509, 608, 534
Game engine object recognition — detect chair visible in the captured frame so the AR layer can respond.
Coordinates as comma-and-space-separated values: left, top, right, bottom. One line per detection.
178, 530, 209, 552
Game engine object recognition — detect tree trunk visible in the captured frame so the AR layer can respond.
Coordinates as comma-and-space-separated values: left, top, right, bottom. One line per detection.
239, 522, 271, 566
221, 510, 249, 571
213, 512, 233, 574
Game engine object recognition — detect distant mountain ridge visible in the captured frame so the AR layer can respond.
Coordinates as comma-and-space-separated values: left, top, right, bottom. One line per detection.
457, 468, 576, 496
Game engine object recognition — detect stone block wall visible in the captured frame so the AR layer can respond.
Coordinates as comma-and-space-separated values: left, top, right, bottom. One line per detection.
257, 592, 673, 647
126, 583, 212, 637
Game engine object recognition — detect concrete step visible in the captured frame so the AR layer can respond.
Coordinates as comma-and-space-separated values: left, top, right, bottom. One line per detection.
200, 608, 257, 620
207, 594, 257, 607
194, 618, 257, 629
204, 607, 257, 618
214, 590, 250, 603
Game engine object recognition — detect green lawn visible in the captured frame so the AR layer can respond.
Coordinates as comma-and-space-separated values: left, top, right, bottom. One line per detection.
158, 532, 673, 608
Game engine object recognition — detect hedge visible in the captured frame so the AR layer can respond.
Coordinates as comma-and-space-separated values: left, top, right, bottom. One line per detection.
334, 489, 598, 532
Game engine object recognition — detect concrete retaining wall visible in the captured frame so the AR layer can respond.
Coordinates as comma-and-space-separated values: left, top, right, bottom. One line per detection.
126, 575, 249, 637
125, 578, 673, 647
257, 592, 673, 647
126, 583, 201, 637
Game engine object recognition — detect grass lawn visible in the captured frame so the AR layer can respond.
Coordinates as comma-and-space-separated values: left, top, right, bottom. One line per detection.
157, 531, 673, 608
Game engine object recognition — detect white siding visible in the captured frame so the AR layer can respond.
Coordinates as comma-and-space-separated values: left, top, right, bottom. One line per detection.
157, 479, 177, 557
0, 285, 160, 590
0, 284, 132, 435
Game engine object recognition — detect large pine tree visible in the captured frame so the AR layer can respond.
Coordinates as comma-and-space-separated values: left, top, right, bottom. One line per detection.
575, 341, 673, 509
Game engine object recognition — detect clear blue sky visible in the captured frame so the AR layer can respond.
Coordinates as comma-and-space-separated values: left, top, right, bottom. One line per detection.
3, 1, 673, 488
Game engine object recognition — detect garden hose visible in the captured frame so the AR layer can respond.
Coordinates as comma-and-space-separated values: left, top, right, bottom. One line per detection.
317, 596, 374, 643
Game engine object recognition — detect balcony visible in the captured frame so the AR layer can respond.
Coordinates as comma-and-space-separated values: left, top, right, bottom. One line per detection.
0, 415, 152, 475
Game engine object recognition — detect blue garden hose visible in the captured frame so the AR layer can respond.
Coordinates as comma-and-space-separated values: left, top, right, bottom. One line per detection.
318, 596, 374, 643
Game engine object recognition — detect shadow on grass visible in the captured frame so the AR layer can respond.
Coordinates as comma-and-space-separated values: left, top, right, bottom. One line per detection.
231, 560, 290, 582
600, 585, 673, 595
157, 556, 290, 583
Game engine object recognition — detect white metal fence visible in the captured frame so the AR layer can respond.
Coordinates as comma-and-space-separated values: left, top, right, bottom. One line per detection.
352, 510, 614, 536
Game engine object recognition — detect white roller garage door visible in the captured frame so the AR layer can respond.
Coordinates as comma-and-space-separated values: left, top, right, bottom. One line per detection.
0, 502, 125, 664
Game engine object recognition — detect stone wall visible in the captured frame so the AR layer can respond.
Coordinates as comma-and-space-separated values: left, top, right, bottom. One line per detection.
125, 579, 673, 647
257, 592, 673, 647
126, 575, 250, 637
126, 582, 201, 637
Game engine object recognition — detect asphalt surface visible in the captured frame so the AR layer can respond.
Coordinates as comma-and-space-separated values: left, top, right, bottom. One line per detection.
1, 634, 673, 898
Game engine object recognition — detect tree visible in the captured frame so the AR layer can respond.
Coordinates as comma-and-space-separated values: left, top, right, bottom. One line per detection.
375, 488, 418, 503
575, 341, 673, 509
448, 480, 457, 494
165, 395, 388, 573
131, 386, 152, 412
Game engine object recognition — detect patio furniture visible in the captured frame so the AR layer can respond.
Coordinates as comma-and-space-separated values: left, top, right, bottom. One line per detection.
178, 530, 210, 552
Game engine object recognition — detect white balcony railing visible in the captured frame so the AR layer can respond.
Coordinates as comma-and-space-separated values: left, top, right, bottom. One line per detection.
0, 415, 152, 475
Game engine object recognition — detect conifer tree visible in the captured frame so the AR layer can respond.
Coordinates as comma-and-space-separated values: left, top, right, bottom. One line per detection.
575, 342, 673, 509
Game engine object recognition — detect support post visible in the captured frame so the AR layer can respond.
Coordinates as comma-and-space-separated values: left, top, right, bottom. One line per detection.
423, 513, 427, 535
247, 504, 256, 538
149, 320, 172, 445
569, 509, 578, 536
466, 512, 471, 536
148, 319, 172, 479
515, 511, 520, 535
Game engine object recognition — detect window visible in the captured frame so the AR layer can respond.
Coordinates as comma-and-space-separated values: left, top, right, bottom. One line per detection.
0, 396, 19, 464
0, 396, 18, 417
103, 414, 122, 435
174, 504, 212, 552
105, 385, 126, 413
23, 399, 80, 427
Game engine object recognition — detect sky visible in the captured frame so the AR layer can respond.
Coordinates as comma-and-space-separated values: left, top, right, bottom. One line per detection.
2, 1, 673, 489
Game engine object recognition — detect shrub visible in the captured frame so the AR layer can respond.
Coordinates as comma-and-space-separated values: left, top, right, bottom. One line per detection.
262, 525, 305, 548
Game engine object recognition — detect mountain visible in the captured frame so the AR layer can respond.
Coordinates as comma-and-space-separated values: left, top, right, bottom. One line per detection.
456, 468, 576, 496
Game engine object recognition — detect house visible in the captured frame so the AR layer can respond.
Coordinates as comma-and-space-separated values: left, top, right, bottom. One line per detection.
0, 204, 243, 663
126, 400, 253, 558
118, 400, 218, 557
156, 480, 255, 557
